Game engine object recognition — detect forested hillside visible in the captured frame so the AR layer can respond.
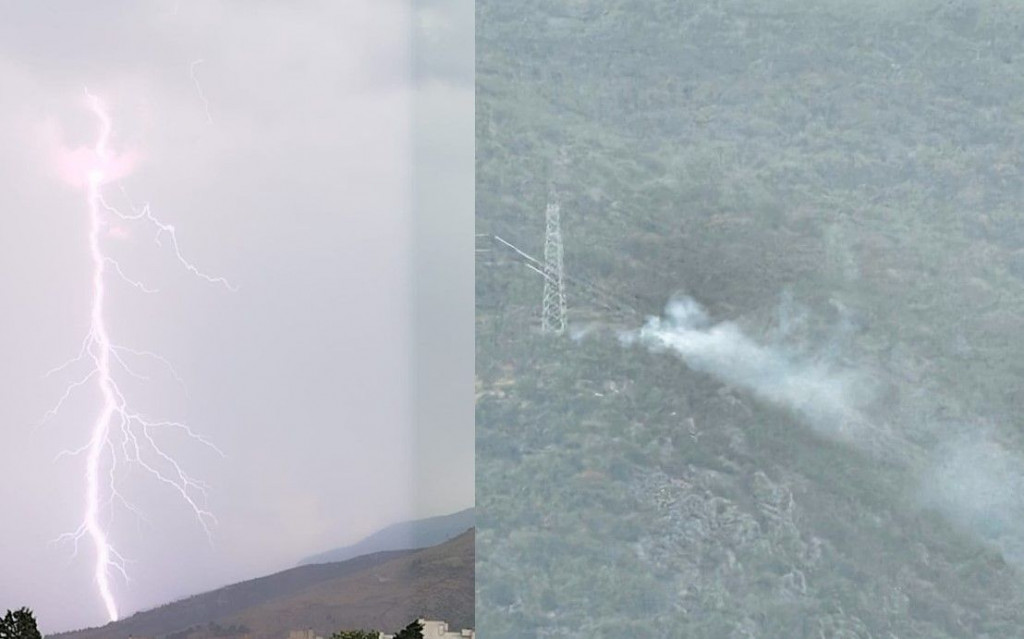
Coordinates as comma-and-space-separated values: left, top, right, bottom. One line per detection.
477, 1, 1024, 636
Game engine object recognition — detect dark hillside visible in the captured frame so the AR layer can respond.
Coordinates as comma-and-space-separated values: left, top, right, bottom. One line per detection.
52, 530, 474, 639
478, 1, 1024, 636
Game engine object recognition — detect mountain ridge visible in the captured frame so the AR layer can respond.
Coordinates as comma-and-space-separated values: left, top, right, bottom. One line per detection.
52, 529, 474, 639
297, 507, 474, 567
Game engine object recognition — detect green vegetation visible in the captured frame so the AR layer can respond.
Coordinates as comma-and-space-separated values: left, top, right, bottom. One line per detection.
0, 608, 41, 639
392, 620, 422, 639
329, 631, 378, 639
478, 0, 1024, 637
163, 622, 251, 639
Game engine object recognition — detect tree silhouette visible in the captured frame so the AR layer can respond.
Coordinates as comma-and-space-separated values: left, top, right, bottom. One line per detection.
393, 619, 424, 639
329, 631, 378, 639
0, 608, 42, 639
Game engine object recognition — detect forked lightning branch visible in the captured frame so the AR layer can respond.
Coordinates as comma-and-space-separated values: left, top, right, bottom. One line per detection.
42, 91, 232, 622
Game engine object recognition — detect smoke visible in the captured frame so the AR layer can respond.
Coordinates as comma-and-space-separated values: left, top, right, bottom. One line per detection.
920, 432, 1024, 566
622, 295, 877, 443
621, 294, 1024, 573
568, 322, 605, 342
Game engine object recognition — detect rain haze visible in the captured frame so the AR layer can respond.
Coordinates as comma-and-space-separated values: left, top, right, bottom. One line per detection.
0, 0, 472, 632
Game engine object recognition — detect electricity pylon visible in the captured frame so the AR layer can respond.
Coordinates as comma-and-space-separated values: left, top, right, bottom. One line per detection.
541, 197, 567, 335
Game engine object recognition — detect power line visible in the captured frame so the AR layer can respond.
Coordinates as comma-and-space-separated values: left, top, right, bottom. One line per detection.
486, 233, 642, 319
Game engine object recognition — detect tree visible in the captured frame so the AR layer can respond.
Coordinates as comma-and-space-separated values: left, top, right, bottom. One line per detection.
329, 631, 378, 639
393, 619, 424, 639
0, 608, 42, 639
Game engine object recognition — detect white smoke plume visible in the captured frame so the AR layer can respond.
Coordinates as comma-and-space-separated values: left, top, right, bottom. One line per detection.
569, 322, 605, 342
621, 296, 877, 444
620, 294, 1024, 572
920, 432, 1024, 566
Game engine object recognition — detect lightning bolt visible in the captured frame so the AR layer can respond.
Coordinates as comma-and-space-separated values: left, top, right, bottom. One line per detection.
189, 60, 213, 124
43, 90, 232, 622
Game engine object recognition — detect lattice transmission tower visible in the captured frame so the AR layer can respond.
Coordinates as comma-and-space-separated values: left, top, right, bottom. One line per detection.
541, 196, 567, 334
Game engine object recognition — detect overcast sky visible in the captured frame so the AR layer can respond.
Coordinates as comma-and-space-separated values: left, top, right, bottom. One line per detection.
0, 0, 472, 632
